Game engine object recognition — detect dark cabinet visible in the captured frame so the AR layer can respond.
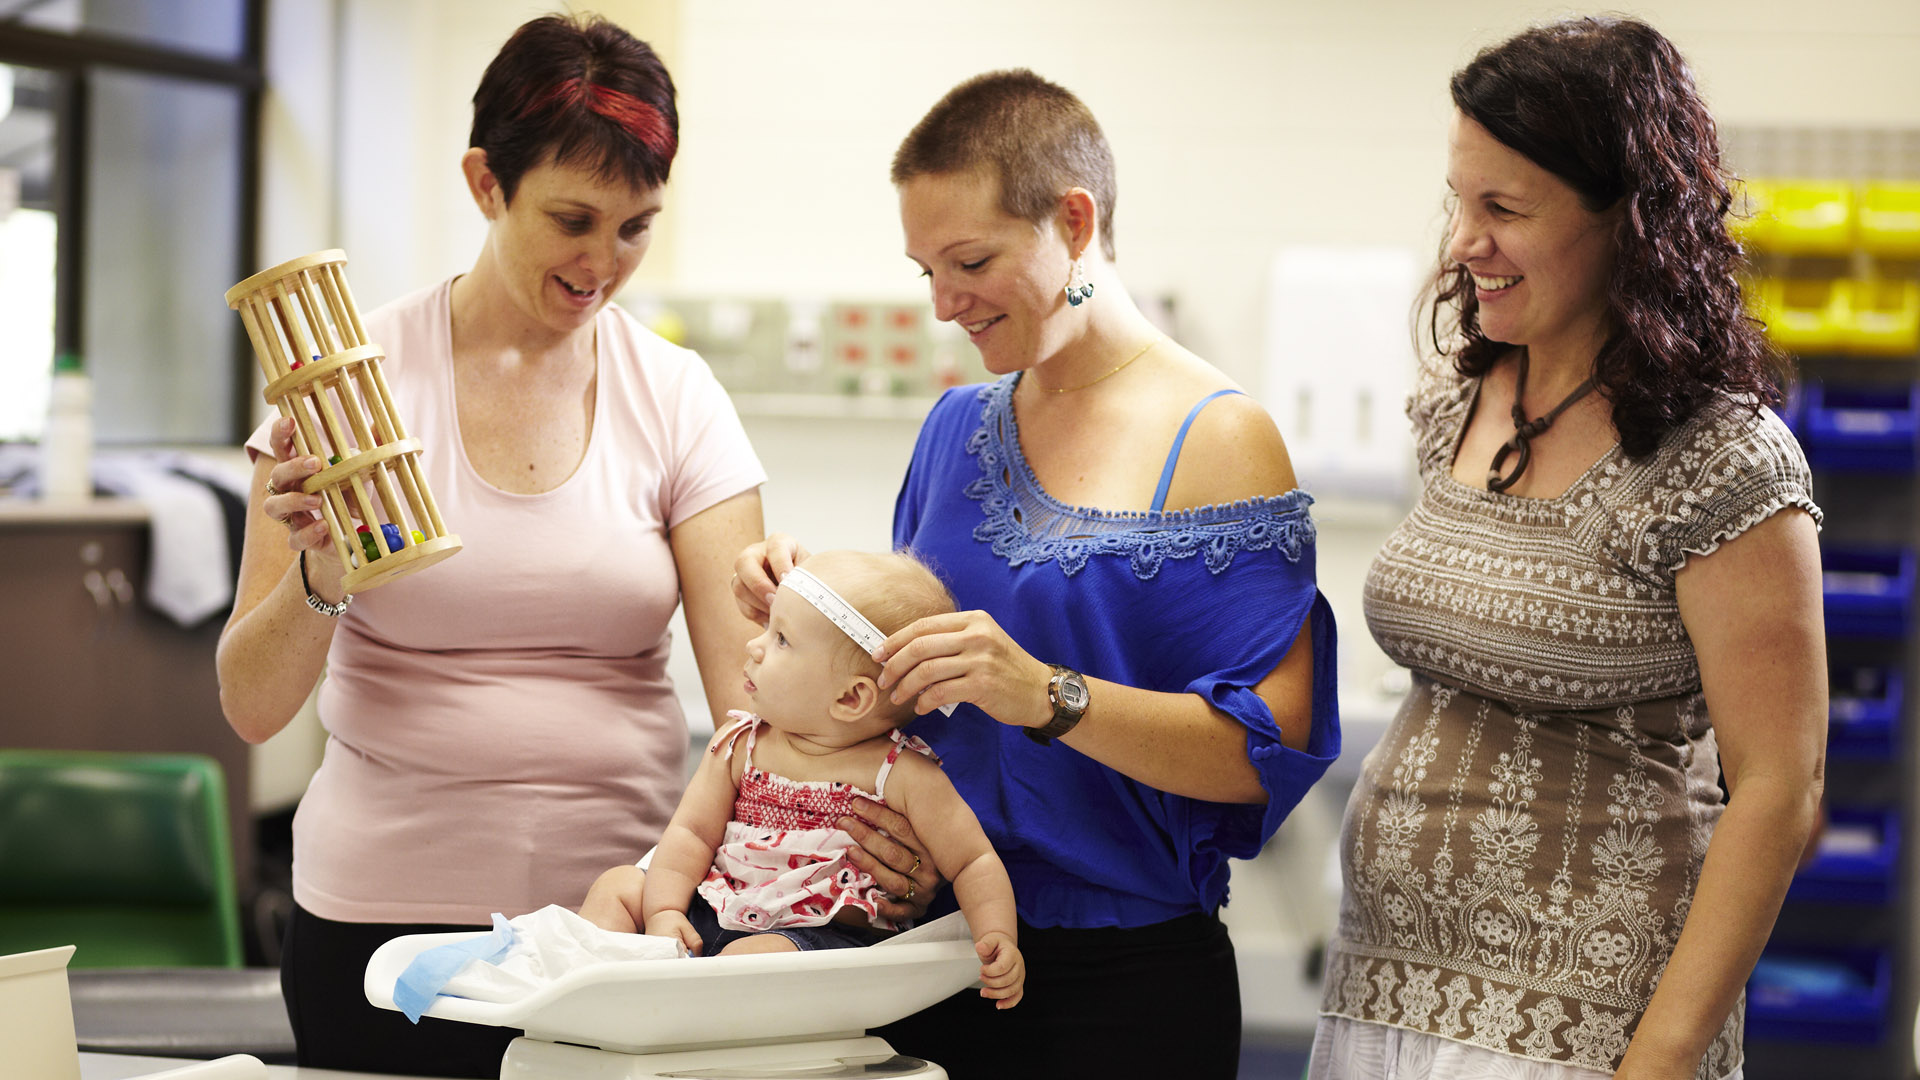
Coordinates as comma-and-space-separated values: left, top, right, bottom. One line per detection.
0, 505, 251, 887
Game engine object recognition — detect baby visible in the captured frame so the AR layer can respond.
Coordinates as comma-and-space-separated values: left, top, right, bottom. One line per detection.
580, 550, 1024, 1008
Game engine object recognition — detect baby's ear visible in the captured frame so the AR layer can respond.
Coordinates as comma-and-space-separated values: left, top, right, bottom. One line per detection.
829, 675, 882, 724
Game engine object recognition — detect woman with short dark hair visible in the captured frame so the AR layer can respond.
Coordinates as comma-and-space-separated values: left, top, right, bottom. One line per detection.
218, 15, 767, 1076
1312, 17, 1823, 1080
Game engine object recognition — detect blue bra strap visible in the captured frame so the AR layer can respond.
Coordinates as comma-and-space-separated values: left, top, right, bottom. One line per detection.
1150, 389, 1245, 512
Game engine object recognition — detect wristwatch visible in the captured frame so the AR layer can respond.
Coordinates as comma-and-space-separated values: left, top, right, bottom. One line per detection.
1026, 665, 1090, 745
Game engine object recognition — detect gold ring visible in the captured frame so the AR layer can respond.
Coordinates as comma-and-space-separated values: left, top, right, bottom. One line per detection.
904, 880, 917, 902
910, 853, 921, 877
265, 478, 281, 497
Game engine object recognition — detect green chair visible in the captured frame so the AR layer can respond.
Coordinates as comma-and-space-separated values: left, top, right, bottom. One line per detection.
0, 750, 243, 968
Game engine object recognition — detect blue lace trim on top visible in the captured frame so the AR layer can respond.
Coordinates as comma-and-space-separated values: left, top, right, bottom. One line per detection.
962, 376, 1315, 579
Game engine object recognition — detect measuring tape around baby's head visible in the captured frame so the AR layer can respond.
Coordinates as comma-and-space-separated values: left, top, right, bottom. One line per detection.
781, 565, 956, 717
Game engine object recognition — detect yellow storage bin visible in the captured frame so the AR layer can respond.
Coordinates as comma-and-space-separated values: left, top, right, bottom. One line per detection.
1765, 182, 1856, 256
1729, 179, 1776, 251
1759, 277, 1852, 354
1849, 278, 1920, 356
1859, 183, 1920, 259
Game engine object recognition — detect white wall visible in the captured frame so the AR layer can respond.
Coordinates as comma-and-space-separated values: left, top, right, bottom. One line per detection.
667, 0, 1920, 382
264, 0, 1920, 341
255, 0, 1920, 799
251, 0, 1920, 1026
276, 0, 1920, 359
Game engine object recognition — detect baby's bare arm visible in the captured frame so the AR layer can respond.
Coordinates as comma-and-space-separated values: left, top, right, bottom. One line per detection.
945, 846, 1019, 952
642, 729, 741, 923
890, 755, 1019, 947
890, 756, 1024, 1007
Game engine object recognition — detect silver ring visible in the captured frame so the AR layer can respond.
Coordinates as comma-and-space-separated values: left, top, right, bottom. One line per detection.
264, 478, 282, 497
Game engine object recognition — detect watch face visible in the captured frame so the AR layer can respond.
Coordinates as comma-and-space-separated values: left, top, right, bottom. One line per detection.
1059, 674, 1090, 712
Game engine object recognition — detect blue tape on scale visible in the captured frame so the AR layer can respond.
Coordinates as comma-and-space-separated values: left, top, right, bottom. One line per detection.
391, 913, 514, 1023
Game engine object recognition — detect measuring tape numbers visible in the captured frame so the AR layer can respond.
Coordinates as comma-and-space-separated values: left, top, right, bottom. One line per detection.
782, 566, 956, 717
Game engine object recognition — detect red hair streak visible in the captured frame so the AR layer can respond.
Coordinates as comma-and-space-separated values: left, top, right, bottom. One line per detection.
522, 77, 678, 166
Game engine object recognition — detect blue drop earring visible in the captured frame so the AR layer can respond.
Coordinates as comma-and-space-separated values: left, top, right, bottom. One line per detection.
1065, 256, 1094, 307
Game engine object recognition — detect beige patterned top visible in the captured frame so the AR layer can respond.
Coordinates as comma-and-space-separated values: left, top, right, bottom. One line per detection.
1321, 363, 1820, 1078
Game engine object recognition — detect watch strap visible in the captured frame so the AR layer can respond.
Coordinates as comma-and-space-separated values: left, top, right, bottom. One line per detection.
1026, 664, 1086, 745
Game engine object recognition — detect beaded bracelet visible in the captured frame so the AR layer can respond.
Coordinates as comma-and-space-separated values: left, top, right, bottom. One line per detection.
301, 550, 352, 617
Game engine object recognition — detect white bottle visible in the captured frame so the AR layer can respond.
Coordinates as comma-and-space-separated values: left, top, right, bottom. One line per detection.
41, 355, 92, 500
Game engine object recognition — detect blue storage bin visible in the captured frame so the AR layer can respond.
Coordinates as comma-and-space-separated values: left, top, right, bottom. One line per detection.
1787, 807, 1900, 903
1822, 546, 1915, 639
1747, 947, 1891, 1044
1829, 666, 1901, 758
1801, 382, 1920, 472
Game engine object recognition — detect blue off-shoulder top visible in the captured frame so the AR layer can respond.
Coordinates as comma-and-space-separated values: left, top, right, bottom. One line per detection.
893, 376, 1341, 929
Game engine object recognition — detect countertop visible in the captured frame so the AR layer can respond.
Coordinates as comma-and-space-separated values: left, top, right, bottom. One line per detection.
0, 495, 152, 524
80, 1051, 438, 1080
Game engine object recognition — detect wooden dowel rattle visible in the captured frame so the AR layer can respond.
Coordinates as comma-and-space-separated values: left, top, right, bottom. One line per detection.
226, 250, 462, 592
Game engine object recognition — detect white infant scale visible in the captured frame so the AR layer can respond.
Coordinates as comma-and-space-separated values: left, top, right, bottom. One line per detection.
364, 912, 981, 1079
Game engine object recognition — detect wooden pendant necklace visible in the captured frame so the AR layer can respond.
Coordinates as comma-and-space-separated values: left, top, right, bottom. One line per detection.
1487, 349, 1597, 493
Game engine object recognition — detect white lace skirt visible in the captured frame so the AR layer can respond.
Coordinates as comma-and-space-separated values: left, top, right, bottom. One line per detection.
1308, 1016, 1745, 1080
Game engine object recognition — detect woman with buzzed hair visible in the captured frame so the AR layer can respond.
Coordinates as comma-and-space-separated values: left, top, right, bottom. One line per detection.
735, 69, 1340, 1077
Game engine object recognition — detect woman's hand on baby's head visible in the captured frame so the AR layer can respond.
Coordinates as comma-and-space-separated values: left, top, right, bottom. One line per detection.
644, 910, 704, 957
732, 533, 811, 625
874, 609, 1052, 725
975, 931, 1024, 1009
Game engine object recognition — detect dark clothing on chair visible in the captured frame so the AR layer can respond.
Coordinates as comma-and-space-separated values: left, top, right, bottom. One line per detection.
281, 902, 520, 1078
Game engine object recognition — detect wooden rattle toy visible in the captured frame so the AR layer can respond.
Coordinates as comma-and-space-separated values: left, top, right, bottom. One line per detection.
226, 250, 461, 593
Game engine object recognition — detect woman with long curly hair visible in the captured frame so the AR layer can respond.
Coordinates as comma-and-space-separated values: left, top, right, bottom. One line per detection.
1312, 17, 1823, 1080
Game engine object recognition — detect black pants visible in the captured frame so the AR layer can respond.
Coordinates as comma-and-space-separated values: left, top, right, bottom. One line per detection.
873, 910, 1241, 1079
281, 901, 521, 1078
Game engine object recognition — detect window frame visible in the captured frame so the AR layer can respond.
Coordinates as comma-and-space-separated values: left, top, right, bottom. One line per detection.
0, 3, 265, 442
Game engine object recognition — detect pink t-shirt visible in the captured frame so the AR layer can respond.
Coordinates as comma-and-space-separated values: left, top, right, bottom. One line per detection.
246, 279, 765, 924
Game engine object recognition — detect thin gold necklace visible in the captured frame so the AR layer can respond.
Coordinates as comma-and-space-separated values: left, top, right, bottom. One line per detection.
1039, 337, 1161, 394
